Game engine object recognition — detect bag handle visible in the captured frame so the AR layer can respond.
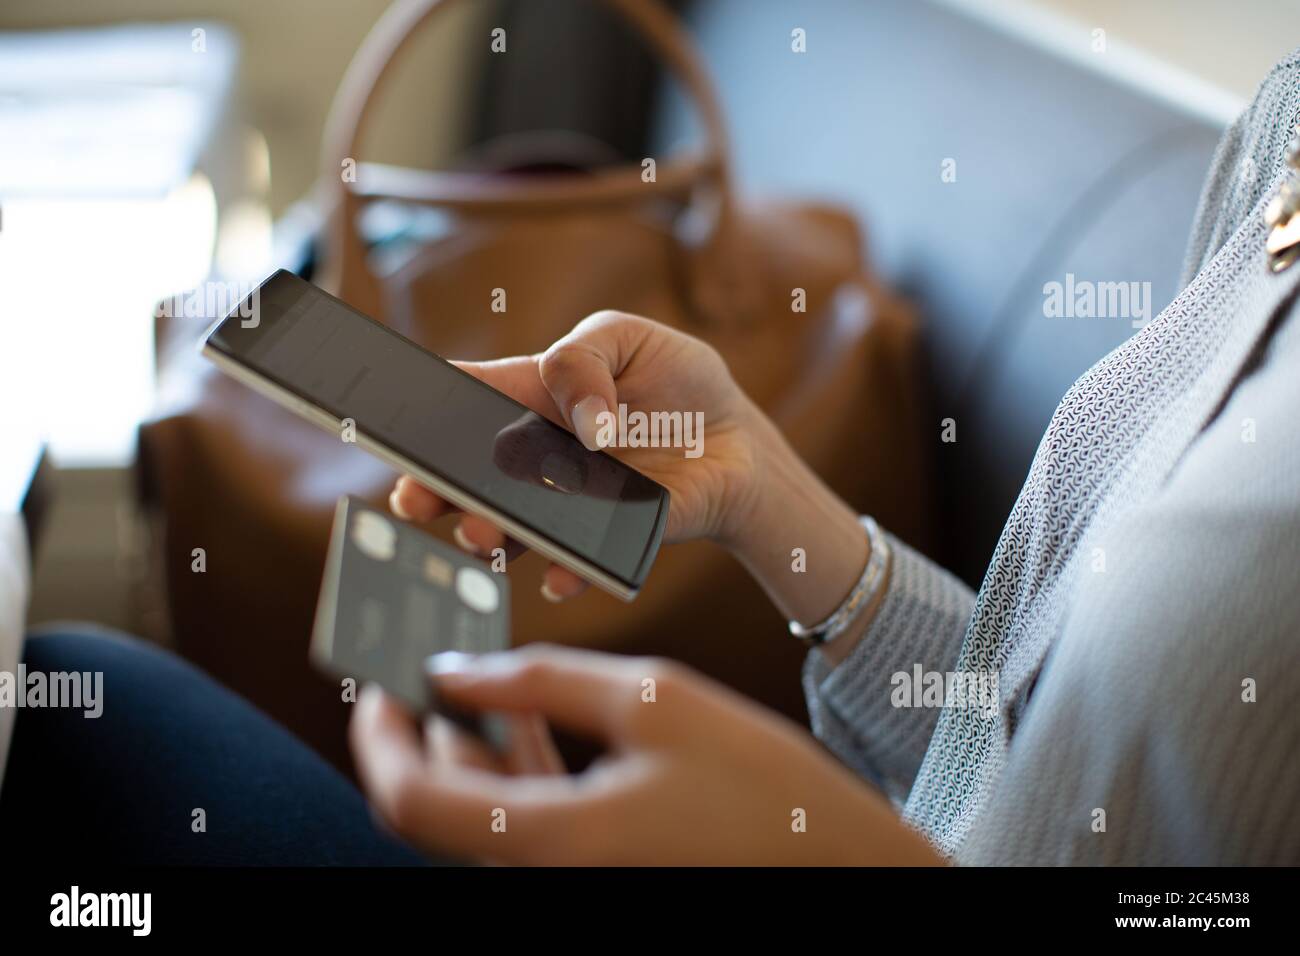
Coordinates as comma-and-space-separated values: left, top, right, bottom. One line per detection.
318, 0, 761, 328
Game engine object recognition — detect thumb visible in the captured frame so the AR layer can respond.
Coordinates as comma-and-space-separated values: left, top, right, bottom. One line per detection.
538, 311, 647, 450
448, 355, 558, 415
425, 646, 644, 742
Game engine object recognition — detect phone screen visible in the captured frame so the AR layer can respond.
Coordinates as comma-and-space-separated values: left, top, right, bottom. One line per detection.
206, 271, 667, 590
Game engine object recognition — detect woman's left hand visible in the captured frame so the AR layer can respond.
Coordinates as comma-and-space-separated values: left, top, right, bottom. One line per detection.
349, 644, 942, 866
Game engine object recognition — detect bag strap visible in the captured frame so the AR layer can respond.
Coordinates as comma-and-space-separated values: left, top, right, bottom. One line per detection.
318, 0, 761, 328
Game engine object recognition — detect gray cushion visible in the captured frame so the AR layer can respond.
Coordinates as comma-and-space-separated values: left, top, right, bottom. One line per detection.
657, 0, 1223, 581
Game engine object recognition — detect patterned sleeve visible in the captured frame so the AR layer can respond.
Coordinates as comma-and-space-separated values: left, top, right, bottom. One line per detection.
802, 533, 975, 805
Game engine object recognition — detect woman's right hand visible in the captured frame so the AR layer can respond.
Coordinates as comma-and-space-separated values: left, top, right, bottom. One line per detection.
390, 310, 768, 600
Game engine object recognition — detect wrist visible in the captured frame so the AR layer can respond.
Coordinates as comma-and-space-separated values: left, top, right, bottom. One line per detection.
715, 398, 810, 558
815, 542, 891, 666
719, 401, 871, 630
712, 396, 780, 555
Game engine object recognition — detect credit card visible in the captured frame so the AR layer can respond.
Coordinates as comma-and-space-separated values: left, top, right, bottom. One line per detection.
311, 495, 510, 749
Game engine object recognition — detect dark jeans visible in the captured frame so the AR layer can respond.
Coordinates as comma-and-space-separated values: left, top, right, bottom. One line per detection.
0, 629, 427, 865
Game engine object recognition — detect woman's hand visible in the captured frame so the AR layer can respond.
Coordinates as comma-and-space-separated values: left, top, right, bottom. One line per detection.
391, 310, 875, 639
349, 644, 942, 866
390, 310, 764, 600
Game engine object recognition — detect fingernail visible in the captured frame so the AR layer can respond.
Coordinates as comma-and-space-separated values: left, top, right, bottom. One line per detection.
389, 489, 412, 521
425, 651, 478, 676
452, 524, 481, 555
570, 396, 610, 452
540, 582, 563, 603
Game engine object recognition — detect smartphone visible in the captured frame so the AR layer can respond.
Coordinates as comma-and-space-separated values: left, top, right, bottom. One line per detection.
312, 495, 509, 749
201, 270, 668, 600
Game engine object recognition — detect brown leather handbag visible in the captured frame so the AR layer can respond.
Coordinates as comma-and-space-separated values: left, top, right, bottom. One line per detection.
138, 0, 933, 770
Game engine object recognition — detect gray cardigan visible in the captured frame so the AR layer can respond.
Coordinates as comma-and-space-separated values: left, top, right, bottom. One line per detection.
804, 47, 1300, 865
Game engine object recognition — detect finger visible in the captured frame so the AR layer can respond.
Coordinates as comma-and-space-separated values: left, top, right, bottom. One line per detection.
351, 686, 600, 864
390, 474, 454, 523
426, 700, 562, 776
538, 311, 652, 450
426, 645, 647, 741
426, 714, 501, 773
540, 564, 589, 603
453, 513, 520, 561
349, 684, 432, 825
502, 714, 566, 776
451, 356, 563, 424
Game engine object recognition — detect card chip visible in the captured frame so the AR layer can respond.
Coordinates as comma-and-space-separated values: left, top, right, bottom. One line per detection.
423, 553, 453, 587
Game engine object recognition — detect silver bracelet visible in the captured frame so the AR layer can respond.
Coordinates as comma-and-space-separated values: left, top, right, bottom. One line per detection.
788, 515, 891, 647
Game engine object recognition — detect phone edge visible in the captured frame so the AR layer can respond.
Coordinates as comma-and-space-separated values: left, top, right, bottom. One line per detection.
309, 495, 352, 671
201, 343, 643, 602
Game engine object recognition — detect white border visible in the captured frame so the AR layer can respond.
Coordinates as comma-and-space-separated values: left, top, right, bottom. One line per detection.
929, 0, 1244, 128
